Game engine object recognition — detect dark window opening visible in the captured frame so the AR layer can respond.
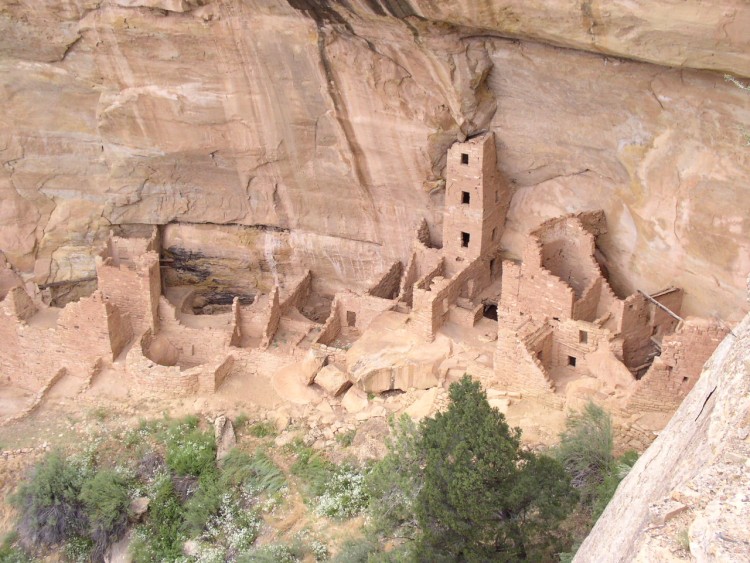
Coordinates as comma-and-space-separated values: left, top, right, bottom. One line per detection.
536, 350, 543, 362
491, 227, 497, 241
461, 191, 471, 204
553, 316, 560, 322
579, 330, 588, 344
568, 356, 577, 367
652, 326, 659, 336
483, 303, 498, 321
461, 232, 470, 248
682, 376, 689, 383
461, 153, 469, 165
346, 311, 356, 327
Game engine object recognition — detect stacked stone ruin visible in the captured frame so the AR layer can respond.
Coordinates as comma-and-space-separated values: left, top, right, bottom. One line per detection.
0, 133, 729, 446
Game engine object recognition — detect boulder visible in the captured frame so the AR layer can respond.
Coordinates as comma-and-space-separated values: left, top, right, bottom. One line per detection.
299, 349, 327, 386
128, 497, 150, 522
213, 415, 236, 462
341, 387, 369, 413
314, 365, 352, 397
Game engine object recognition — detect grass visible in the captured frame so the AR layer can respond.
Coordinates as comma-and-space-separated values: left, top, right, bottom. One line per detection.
235, 412, 250, 429
248, 421, 277, 438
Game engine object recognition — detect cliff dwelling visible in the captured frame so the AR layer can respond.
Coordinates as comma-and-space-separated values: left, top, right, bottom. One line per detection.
0, 132, 729, 451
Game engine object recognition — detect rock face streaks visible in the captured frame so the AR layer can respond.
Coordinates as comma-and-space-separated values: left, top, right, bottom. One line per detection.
0, 1, 749, 319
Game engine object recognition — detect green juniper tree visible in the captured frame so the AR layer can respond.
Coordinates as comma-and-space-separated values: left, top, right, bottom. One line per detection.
414, 376, 577, 561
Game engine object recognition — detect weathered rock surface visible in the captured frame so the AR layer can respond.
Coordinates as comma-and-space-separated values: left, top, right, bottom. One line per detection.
213, 415, 235, 462
0, 1, 748, 320
575, 311, 750, 562
314, 364, 352, 397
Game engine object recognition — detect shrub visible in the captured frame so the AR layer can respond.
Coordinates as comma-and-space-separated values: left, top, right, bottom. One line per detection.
183, 470, 224, 535
316, 466, 369, 519
165, 426, 216, 477
131, 475, 186, 562
330, 536, 379, 563
222, 450, 285, 494
193, 493, 262, 560
63, 535, 94, 563
366, 415, 423, 538
79, 469, 131, 559
556, 402, 614, 507
290, 442, 335, 497
238, 543, 302, 563
12, 452, 87, 547
0, 533, 32, 563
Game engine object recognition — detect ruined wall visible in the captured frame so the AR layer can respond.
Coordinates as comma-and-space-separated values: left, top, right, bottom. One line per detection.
279, 270, 313, 315
128, 330, 199, 396
96, 252, 160, 336
58, 291, 128, 362
411, 255, 492, 341
628, 319, 731, 413
156, 298, 231, 368
260, 287, 281, 350
368, 262, 403, 300
315, 302, 343, 347
494, 324, 562, 407
537, 219, 599, 299
617, 294, 655, 371
502, 246, 576, 323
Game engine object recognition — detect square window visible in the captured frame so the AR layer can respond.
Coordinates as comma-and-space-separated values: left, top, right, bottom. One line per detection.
682, 376, 689, 383
460, 232, 470, 248
461, 191, 471, 204
461, 153, 469, 165
568, 356, 577, 367
579, 330, 588, 344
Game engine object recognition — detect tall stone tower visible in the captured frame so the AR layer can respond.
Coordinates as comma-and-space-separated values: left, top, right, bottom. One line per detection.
442, 132, 508, 266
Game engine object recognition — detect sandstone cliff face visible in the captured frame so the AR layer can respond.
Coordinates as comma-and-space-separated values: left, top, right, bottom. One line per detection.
0, 1, 749, 318
575, 310, 750, 562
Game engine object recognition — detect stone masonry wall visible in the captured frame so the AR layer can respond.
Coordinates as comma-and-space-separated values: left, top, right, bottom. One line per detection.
411, 254, 492, 341
260, 287, 281, 350
628, 319, 730, 413
368, 261, 403, 300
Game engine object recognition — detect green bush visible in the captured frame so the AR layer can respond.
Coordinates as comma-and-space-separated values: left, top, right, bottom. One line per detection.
330, 536, 379, 563
414, 376, 576, 560
366, 415, 423, 539
12, 452, 87, 547
165, 427, 216, 477
182, 470, 224, 535
79, 469, 131, 559
315, 465, 369, 519
556, 402, 614, 507
130, 475, 186, 562
234, 412, 250, 430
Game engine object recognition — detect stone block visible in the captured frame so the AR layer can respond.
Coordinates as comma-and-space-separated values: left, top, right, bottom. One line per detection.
315, 365, 352, 397
341, 387, 369, 413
